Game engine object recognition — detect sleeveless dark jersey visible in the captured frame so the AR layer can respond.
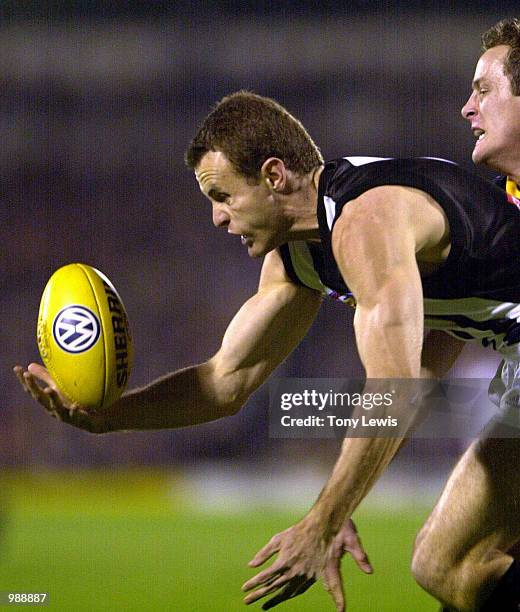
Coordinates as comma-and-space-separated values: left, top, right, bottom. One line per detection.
278, 157, 520, 355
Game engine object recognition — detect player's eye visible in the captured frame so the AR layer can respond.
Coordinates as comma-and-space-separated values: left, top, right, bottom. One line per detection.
213, 192, 229, 203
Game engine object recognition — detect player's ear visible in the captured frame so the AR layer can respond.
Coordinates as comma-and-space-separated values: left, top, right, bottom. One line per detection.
260, 158, 286, 192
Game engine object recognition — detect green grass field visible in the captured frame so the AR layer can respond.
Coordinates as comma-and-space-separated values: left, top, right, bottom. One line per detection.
0, 470, 437, 611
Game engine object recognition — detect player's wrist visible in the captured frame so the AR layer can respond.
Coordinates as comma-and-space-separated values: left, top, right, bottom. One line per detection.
303, 507, 341, 544
94, 411, 116, 433
89, 395, 129, 433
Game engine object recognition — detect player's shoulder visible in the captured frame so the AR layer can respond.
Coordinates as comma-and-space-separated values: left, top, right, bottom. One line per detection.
320, 155, 497, 201
259, 248, 296, 287
324, 155, 463, 175
321, 155, 460, 184
321, 156, 451, 205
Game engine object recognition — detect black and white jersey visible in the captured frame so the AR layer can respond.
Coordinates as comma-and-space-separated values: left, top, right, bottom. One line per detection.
279, 157, 520, 355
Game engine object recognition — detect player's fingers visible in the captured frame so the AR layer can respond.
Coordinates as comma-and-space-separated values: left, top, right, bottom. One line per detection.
343, 526, 373, 573
243, 573, 292, 604
45, 388, 68, 421
14, 366, 30, 392
248, 534, 282, 567
242, 563, 284, 592
347, 543, 373, 574
28, 363, 56, 390
261, 576, 311, 610
339, 520, 372, 573
22, 371, 50, 409
323, 560, 346, 612
67, 402, 82, 420
292, 577, 316, 597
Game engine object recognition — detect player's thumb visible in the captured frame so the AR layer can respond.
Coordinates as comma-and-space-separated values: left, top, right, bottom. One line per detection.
323, 561, 346, 612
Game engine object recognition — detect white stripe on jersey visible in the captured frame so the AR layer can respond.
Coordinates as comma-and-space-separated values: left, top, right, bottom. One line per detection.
323, 196, 337, 231
424, 297, 520, 355
424, 297, 520, 320
419, 157, 457, 165
343, 156, 456, 166
343, 156, 389, 166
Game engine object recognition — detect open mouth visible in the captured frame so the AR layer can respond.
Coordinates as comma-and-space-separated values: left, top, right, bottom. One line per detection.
473, 128, 486, 142
240, 234, 253, 247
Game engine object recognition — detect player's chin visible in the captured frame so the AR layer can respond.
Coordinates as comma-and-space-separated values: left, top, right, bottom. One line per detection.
472, 148, 485, 166
471, 140, 493, 168
247, 246, 265, 258
247, 240, 271, 258
472, 150, 500, 174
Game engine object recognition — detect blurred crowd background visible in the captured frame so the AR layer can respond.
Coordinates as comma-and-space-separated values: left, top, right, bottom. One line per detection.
2, 1, 515, 468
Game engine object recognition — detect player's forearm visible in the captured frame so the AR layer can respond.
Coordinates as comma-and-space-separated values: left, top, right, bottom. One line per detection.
308, 380, 424, 537
309, 313, 424, 538
101, 361, 242, 432
308, 434, 405, 539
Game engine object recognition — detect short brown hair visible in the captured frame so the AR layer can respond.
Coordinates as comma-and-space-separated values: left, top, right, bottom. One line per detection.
482, 17, 520, 95
185, 91, 323, 179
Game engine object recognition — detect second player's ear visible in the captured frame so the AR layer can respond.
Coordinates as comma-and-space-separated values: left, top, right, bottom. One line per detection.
260, 158, 286, 192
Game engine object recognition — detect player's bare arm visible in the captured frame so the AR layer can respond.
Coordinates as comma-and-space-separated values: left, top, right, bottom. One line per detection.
243, 185, 451, 610
303, 186, 450, 524
15, 249, 322, 433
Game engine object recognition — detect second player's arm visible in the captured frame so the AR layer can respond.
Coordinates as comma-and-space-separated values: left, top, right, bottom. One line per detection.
99, 249, 321, 432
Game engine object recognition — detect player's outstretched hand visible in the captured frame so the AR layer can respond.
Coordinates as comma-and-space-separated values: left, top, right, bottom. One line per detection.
242, 517, 373, 611
13, 364, 105, 433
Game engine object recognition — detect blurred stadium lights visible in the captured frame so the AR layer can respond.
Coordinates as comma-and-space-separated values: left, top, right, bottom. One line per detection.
0, 17, 485, 84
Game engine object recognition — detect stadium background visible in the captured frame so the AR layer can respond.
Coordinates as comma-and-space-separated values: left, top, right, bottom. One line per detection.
1, 2, 517, 610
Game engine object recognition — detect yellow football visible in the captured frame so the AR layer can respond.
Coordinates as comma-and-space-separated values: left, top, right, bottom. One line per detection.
37, 263, 133, 409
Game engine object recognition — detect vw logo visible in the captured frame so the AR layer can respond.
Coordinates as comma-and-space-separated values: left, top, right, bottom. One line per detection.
52, 305, 101, 353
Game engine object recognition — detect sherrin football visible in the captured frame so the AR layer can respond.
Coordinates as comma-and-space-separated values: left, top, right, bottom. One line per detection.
37, 263, 133, 409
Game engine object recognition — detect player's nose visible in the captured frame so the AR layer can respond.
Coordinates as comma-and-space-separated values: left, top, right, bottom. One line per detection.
461, 92, 477, 120
212, 203, 230, 228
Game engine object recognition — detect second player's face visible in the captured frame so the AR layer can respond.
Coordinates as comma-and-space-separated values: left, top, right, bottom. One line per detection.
195, 151, 287, 258
461, 45, 520, 175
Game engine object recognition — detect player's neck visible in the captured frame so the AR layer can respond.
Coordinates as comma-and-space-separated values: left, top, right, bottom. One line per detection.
282, 166, 323, 242
509, 171, 520, 186
495, 158, 520, 185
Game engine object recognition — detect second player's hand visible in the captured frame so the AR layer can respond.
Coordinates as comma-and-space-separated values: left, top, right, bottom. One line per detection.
242, 517, 372, 611
14, 364, 105, 433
